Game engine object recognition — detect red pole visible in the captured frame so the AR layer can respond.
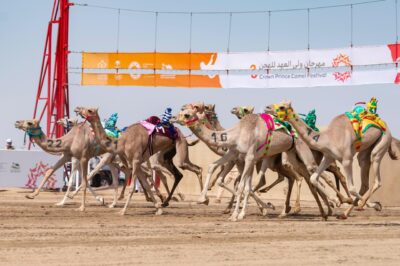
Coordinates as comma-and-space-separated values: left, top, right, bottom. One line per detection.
32, 0, 70, 145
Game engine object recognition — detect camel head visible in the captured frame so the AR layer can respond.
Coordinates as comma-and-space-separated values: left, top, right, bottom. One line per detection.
181, 102, 205, 113
265, 100, 296, 121
74, 106, 99, 121
15, 119, 41, 133
231, 106, 254, 119
56, 117, 78, 128
173, 108, 205, 128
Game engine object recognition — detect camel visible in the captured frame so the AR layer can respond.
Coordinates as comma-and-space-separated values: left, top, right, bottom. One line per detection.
267, 100, 399, 218
174, 107, 335, 221
74, 106, 201, 216
15, 119, 110, 211
233, 105, 352, 202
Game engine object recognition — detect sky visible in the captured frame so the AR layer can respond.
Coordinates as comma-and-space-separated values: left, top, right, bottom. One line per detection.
0, 0, 399, 149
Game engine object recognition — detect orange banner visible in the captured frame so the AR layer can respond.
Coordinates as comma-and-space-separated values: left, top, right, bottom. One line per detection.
82, 52, 217, 70
81, 73, 222, 88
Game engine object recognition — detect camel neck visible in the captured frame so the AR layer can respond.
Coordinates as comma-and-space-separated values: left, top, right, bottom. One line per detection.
187, 120, 230, 155
28, 127, 66, 153
287, 112, 324, 151
206, 113, 224, 131
87, 115, 116, 153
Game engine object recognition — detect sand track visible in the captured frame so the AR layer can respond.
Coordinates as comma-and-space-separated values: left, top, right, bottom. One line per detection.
1, 189, 400, 265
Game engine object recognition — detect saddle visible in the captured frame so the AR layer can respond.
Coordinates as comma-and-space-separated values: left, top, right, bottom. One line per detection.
345, 106, 386, 150
139, 116, 178, 156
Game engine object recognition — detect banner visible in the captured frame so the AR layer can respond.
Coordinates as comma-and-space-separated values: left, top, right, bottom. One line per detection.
81, 43, 400, 88
82, 44, 400, 71
82, 68, 398, 88
0, 150, 63, 188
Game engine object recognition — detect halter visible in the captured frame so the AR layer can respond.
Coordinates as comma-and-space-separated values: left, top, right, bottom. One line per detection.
239, 107, 246, 118
26, 127, 44, 138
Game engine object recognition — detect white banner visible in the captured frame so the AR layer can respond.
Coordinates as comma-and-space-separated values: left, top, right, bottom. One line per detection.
0, 150, 63, 188
200, 44, 399, 71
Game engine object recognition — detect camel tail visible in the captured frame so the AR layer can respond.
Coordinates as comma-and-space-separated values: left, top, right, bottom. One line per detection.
388, 138, 399, 160
188, 139, 200, 146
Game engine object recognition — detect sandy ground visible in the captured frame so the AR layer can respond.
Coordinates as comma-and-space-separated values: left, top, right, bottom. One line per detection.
1, 188, 400, 266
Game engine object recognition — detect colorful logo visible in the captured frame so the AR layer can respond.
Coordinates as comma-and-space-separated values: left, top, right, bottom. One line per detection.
332, 53, 352, 82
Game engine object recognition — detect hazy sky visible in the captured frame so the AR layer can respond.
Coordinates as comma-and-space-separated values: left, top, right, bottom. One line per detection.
1, 0, 399, 149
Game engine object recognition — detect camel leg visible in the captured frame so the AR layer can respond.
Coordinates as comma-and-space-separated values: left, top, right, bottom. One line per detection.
215, 172, 236, 203
26, 155, 71, 199
108, 165, 120, 208
69, 155, 116, 204
56, 159, 80, 206
177, 161, 203, 192
161, 162, 183, 207
118, 169, 131, 200
279, 176, 294, 218
341, 156, 363, 201
120, 161, 162, 216
327, 164, 352, 201
230, 153, 255, 222
309, 155, 336, 202
77, 158, 88, 212
209, 165, 225, 190
293, 178, 302, 214
198, 150, 238, 205
357, 137, 388, 209
258, 174, 283, 193
238, 167, 254, 220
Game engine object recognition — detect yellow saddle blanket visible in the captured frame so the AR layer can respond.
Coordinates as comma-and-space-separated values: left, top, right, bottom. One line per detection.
345, 108, 386, 150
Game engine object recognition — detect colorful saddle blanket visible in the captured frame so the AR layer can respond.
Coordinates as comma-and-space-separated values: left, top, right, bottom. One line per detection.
257, 113, 297, 157
139, 116, 178, 140
345, 106, 386, 150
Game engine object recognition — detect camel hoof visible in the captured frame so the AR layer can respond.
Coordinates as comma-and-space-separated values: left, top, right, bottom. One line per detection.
161, 202, 169, 208
171, 196, 179, 202
67, 194, 74, 199
25, 194, 35, 200
97, 197, 105, 206
228, 214, 238, 222
178, 193, 185, 201
155, 208, 163, 215
108, 203, 116, 208
373, 202, 382, 211
55, 202, 65, 206
258, 188, 268, 193
223, 208, 231, 214
75, 206, 85, 212
237, 213, 245, 220
266, 202, 275, 210
278, 213, 287, 219
322, 215, 328, 221
261, 208, 268, 216
214, 198, 221, 204
336, 214, 347, 220
119, 210, 126, 216
117, 196, 124, 201
293, 206, 302, 214
197, 197, 209, 206
327, 208, 333, 217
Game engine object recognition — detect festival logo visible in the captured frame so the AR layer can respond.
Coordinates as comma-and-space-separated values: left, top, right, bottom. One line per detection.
332, 53, 352, 82
387, 43, 400, 84
128, 61, 141, 80
25, 161, 56, 189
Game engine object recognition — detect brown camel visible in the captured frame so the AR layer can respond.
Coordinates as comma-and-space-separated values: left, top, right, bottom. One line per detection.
74, 106, 200, 215
174, 107, 333, 221
267, 100, 399, 218
233, 105, 352, 203
15, 119, 107, 211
